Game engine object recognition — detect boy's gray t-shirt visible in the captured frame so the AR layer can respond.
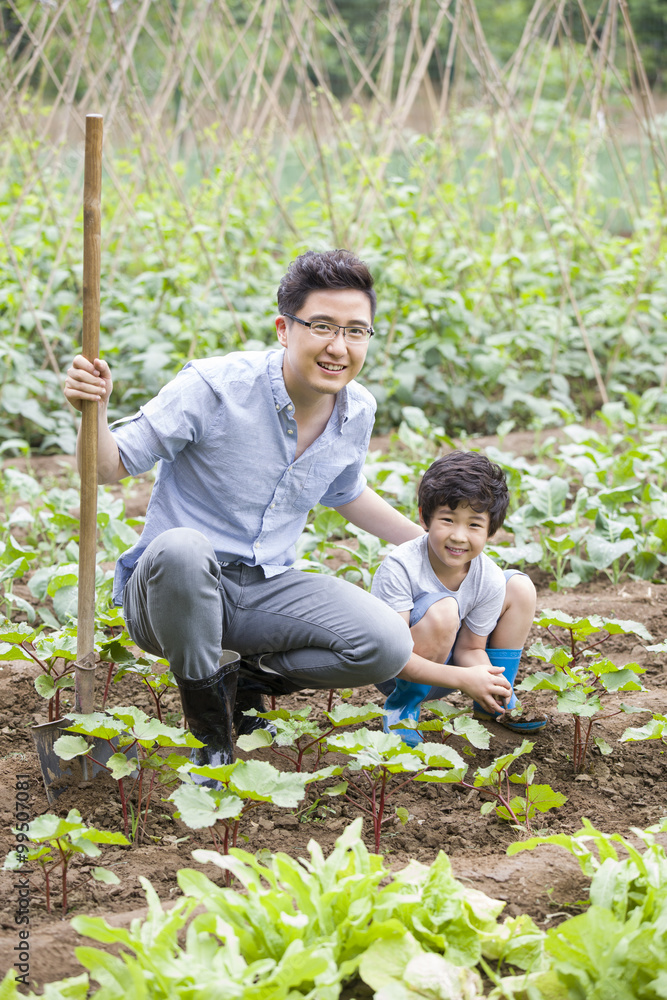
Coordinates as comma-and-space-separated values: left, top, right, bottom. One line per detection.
371, 534, 505, 636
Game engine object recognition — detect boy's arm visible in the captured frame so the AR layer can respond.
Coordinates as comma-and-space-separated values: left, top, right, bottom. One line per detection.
335, 486, 424, 545
396, 618, 511, 714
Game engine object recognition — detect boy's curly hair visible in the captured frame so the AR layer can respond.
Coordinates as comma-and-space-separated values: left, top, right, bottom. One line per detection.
418, 451, 509, 536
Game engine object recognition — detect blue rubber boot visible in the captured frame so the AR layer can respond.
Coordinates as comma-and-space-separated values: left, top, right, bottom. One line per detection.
473, 648, 547, 732
382, 678, 432, 747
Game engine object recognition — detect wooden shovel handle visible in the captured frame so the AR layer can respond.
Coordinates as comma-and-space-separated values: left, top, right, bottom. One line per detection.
76, 114, 103, 714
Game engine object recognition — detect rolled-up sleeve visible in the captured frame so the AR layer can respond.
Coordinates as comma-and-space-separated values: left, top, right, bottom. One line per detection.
112, 367, 219, 476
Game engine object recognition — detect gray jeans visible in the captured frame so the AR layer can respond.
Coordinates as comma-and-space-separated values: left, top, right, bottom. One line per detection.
122, 527, 413, 688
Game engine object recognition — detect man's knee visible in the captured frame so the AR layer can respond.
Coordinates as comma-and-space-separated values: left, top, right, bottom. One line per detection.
363, 608, 413, 685
148, 528, 218, 588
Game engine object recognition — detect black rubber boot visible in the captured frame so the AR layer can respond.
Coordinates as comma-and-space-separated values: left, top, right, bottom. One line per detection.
177, 650, 240, 789
234, 656, 301, 738
238, 655, 303, 696
233, 688, 276, 738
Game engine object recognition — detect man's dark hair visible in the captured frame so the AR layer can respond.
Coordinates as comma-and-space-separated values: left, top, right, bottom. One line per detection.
277, 249, 377, 321
418, 451, 510, 536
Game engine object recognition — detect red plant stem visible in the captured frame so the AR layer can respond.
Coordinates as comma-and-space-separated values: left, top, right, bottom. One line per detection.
296, 728, 335, 771
327, 689, 334, 712
143, 678, 162, 722
56, 842, 69, 915
44, 866, 51, 914
101, 662, 115, 708
134, 769, 144, 840
346, 777, 375, 808
140, 772, 156, 843
54, 686, 60, 720
20, 641, 50, 673
580, 718, 595, 771
270, 746, 300, 769
460, 776, 521, 827
118, 777, 129, 837
374, 770, 387, 852
270, 695, 276, 710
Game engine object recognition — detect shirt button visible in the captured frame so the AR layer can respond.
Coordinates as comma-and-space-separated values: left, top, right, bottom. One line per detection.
270, 503, 276, 509
287, 404, 293, 411
287, 429, 293, 435
275, 403, 280, 410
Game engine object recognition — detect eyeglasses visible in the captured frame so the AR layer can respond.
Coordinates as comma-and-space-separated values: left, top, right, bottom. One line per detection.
283, 313, 374, 343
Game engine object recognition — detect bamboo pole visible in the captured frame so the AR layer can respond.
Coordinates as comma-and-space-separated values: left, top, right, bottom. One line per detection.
76, 113, 103, 715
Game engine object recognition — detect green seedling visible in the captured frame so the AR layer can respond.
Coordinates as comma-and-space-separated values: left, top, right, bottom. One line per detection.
325, 728, 465, 852
620, 713, 667, 747
520, 610, 652, 772
172, 758, 340, 878
416, 740, 565, 833
237, 702, 385, 772
0, 533, 37, 621
111, 652, 178, 722
508, 816, 667, 922
0, 618, 139, 722
0, 621, 77, 721
54, 707, 203, 840
413, 699, 492, 748
3, 808, 128, 915
42, 818, 538, 1000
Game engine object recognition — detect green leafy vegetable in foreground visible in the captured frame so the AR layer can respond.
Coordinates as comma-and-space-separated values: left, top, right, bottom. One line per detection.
3, 817, 667, 998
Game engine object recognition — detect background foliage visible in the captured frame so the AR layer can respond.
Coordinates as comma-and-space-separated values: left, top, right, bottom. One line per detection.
1, 0, 667, 451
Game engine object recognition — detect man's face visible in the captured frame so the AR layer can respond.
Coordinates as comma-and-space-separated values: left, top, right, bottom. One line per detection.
276, 288, 372, 404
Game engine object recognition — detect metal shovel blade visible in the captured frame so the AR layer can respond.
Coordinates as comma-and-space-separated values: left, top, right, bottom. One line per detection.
31, 715, 119, 806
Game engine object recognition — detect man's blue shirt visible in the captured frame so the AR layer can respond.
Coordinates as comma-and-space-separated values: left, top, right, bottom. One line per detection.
111, 348, 376, 604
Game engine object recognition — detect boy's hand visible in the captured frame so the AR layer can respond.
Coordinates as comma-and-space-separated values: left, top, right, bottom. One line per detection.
458, 664, 511, 715
64, 355, 112, 412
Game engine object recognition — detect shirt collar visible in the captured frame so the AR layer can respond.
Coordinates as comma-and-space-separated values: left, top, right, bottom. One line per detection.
267, 348, 351, 427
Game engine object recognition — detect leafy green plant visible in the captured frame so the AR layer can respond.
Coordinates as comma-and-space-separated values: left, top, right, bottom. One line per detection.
110, 652, 178, 723
325, 729, 465, 852
6, 820, 535, 999
0, 534, 37, 621
237, 702, 386, 772
503, 817, 667, 999
417, 740, 566, 834
410, 698, 492, 748
171, 758, 339, 870
620, 713, 667, 747
54, 708, 202, 840
3, 809, 128, 915
0, 619, 146, 723
520, 610, 652, 772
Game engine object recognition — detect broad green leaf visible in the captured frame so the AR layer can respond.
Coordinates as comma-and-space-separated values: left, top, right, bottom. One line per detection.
236, 728, 274, 752
54, 734, 90, 760
34, 674, 57, 699
170, 783, 243, 829
107, 753, 138, 779
91, 868, 121, 885
324, 702, 386, 726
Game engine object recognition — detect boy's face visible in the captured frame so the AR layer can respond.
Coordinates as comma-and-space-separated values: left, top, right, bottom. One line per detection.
420, 503, 491, 577
275, 288, 372, 404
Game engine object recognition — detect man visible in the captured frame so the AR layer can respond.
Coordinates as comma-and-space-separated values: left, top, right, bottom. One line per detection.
64, 250, 422, 781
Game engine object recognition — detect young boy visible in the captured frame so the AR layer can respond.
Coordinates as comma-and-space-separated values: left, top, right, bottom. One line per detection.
371, 451, 547, 745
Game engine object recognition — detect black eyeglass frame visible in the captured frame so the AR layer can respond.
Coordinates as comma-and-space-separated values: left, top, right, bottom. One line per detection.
282, 312, 374, 342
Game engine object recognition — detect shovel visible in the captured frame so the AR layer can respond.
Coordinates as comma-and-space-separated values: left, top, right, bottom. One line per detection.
33, 114, 107, 804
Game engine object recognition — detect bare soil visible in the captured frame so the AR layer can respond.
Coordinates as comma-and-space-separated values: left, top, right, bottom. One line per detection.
1, 450, 666, 991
